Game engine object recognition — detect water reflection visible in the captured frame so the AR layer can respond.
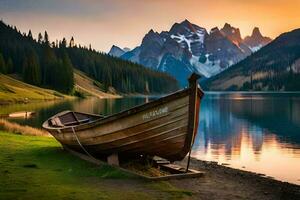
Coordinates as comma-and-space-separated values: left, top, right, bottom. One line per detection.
193, 92, 300, 185
1, 93, 300, 184
71, 97, 147, 116
2, 97, 148, 128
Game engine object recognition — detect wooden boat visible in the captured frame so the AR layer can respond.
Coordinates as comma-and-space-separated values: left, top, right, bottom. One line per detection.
43, 73, 204, 161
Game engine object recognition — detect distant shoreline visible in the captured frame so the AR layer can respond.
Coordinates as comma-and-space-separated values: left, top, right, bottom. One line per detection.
0, 98, 67, 106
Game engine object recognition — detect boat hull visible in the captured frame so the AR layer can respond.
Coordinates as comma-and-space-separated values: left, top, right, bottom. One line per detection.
43, 75, 203, 161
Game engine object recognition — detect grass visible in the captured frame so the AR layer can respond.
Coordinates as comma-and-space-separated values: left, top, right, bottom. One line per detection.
0, 71, 119, 105
0, 74, 70, 104
0, 132, 192, 199
74, 69, 121, 99
149, 182, 193, 198
122, 159, 170, 177
0, 119, 49, 136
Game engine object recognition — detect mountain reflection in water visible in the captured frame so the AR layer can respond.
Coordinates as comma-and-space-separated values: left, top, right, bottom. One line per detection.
193, 92, 300, 185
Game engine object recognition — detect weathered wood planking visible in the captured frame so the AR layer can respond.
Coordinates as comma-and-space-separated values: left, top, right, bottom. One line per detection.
43, 73, 204, 161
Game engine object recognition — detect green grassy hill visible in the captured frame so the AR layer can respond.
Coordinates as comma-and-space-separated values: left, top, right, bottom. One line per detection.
74, 69, 120, 98
0, 74, 70, 105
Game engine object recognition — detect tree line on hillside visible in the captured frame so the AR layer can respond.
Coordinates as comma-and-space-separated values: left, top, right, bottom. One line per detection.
66, 48, 178, 93
0, 20, 178, 94
0, 23, 74, 93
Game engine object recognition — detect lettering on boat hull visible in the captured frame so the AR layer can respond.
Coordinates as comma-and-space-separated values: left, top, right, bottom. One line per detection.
142, 107, 169, 120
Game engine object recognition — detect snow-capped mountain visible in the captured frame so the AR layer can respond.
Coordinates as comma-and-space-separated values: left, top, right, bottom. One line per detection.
110, 20, 271, 86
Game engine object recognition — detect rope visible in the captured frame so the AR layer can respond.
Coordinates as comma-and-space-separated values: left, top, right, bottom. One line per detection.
71, 127, 95, 159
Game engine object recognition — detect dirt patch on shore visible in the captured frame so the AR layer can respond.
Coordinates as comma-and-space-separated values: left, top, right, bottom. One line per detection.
174, 158, 300, 200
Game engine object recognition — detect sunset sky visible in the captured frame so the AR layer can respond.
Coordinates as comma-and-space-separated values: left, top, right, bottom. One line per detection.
1, 0, 300, 52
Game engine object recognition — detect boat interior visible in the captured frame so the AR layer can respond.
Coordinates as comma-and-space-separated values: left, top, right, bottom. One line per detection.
49, 111, 103, 127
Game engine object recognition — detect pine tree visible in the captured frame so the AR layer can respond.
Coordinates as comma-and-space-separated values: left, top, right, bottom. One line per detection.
44, 31, 49, 46
38, 33, 43, 44
22, 56, 28, 78
28, 30, 33, 39
61, 52, 74, 93
42, 46, 57, 86
61, 38, 67, 48
6, 57, 13, 73
0, 53, 6, 74
69, 37, 74, 48
23, 51, 41, 86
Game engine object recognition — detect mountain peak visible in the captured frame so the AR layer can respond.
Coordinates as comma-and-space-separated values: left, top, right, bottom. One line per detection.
220, 23, 243, 44
252, 27, 263, 38
145, 29, 160, 38
108, 45, 126, 57
178, 19, 195, 31
222, 23, 240, 33
223, 23, 232, 29
182, 19, 192, 25
142, 28, 164, 47
244, 27, 272, 50
144, 29, 161, 40
148, 29, 155, 34
210, 27, 220, 34
169, 19, 206, 36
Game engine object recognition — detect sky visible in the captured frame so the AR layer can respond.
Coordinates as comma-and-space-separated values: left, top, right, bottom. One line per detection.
1, 0, 300, 52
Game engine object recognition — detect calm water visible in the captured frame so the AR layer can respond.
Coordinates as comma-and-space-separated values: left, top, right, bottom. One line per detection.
1, 92, 300, 185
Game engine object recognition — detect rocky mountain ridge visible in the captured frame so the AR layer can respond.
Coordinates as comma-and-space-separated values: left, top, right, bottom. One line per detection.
109, 20, 271, 85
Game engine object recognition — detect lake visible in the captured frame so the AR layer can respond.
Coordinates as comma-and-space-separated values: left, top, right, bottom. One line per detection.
1, 92, 300, 185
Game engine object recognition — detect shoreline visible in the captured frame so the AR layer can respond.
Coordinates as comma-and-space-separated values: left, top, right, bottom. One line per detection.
0, 97, 71, 106
175, 158, 300, 199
